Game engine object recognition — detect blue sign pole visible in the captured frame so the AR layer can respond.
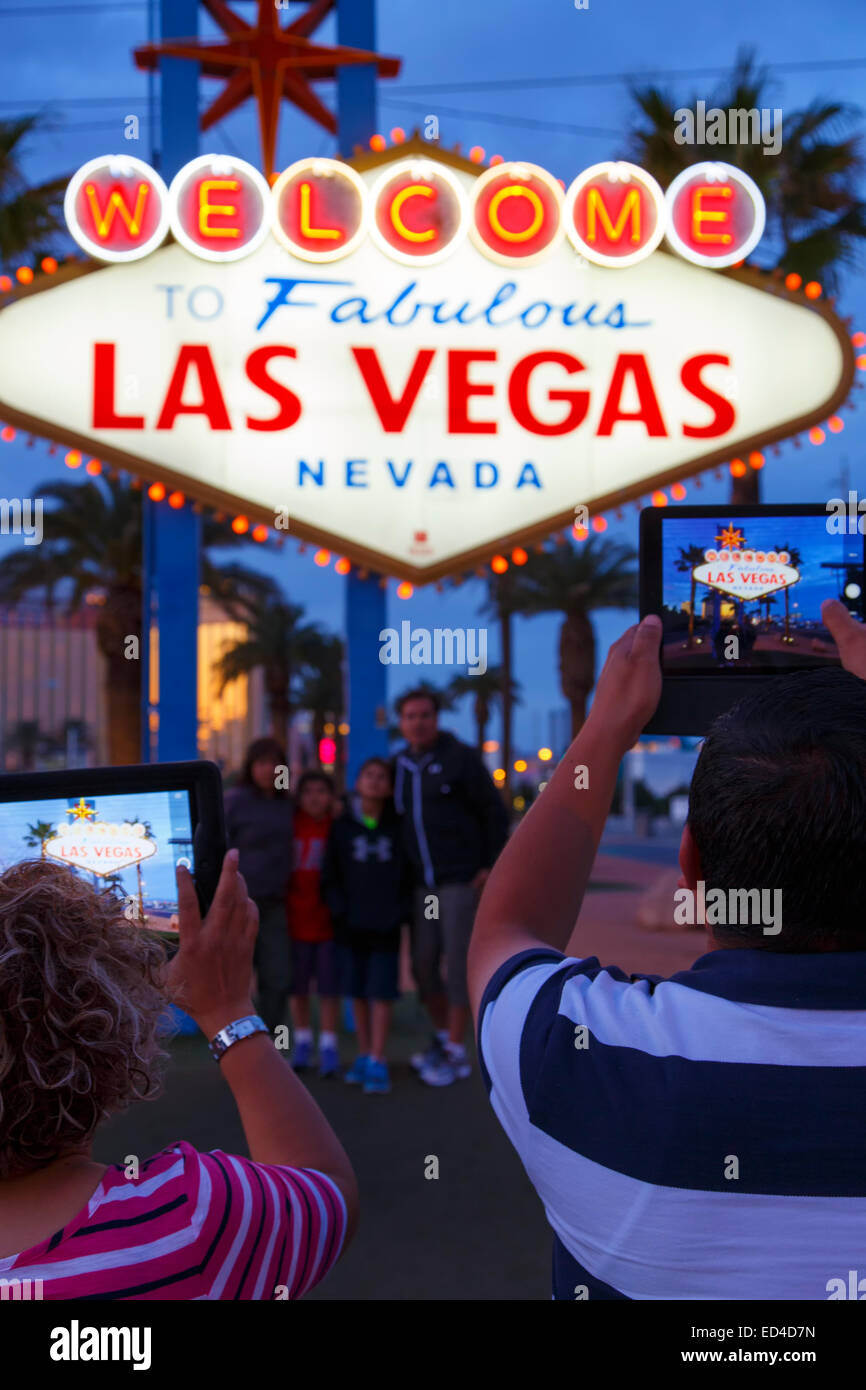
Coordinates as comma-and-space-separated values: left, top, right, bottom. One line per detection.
337, 0, 388, 786
142, 0, 201, 764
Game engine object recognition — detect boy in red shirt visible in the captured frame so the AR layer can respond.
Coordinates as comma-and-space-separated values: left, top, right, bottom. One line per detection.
287, 772, 340, 1077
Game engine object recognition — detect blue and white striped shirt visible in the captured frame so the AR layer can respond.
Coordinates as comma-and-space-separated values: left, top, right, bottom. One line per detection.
477, 946, 866, 1300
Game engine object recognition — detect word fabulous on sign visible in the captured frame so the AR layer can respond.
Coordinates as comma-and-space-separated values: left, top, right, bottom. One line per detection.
65, 153, 765, 273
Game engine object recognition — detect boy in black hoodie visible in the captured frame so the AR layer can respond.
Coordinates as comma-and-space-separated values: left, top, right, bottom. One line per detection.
321, 757, 411, 1095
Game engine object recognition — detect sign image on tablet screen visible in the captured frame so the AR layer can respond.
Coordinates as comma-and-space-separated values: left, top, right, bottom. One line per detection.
0, 787, 194, 932
0, 762, 226, 941
640, 504, 866, 733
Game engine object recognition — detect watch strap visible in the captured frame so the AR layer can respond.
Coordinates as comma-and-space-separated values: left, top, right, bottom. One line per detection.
208, 1014, 269, 1062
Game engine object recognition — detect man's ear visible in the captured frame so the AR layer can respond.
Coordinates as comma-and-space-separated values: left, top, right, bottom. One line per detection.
678, 823, 701, 890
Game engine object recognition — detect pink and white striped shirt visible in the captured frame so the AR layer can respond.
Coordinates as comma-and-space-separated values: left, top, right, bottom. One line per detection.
0, 1141, 347, 1300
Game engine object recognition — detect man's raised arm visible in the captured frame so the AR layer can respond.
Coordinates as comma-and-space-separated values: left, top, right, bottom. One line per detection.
467, 616, 662, 1022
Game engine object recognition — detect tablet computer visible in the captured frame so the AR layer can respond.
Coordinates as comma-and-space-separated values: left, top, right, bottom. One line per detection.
639, 502, 866, 734
0, 760, 225, 948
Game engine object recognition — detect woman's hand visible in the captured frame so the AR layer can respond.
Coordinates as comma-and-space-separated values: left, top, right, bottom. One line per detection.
166, 849, 259, 1038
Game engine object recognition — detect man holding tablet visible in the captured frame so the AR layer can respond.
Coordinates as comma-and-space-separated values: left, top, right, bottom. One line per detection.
470, 599, 866, 1300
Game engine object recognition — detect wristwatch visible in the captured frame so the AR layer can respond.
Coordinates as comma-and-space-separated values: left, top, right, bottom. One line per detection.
208, 1014, 270, 1062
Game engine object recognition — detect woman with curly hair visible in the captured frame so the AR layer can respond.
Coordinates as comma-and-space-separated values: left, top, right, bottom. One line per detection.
0, 851, 358, 1299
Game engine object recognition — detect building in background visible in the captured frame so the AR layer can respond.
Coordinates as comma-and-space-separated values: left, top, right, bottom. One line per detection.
0, 597, 266, 773
548, 708, 571, 760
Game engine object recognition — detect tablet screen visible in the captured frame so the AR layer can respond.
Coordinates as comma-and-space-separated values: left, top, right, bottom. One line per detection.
660, 512, 865, 673
0, 787, 194, 933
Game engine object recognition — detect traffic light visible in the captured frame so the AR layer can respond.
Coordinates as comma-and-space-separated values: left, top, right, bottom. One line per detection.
318, 736, 337, 768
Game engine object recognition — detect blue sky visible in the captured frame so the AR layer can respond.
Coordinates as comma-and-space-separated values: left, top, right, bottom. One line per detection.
1, 0, 865, 754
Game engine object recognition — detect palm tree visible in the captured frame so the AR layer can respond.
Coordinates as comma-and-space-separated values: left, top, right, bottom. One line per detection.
7, 720, 43, 771
0, 475, 274, 764
24, 819, 55, 858
515, 538, 639, 738
479, 568, 533, 797
674, 544, 707, 643
294, 632, 347, 783
624, 48, 866, 504
774, 543, 803, 641
761, 593, 779, 625
215, 592, 327, 751
445, 665, 521, 754
0, 116, 66, 265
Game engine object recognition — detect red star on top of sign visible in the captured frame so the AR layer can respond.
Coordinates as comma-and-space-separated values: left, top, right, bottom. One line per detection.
67, 798, 96, 821
716, 525, 746, 551
134, 0, 401, 177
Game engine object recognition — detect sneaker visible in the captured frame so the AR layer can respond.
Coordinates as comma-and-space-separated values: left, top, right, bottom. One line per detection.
344, 1054, 370, 1085
418, 1054, 458, 1087
291, 1039, 312, 1072
410, 1037, 445, 1073
363, 1059, 391, 1095
318, 1043, 340, 1078
445, 1047, 472, 1080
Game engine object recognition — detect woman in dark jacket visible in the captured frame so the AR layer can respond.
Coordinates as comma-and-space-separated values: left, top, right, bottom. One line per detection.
224, 737, 294, 1032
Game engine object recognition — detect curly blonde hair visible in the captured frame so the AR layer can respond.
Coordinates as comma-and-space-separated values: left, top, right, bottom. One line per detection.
0, 860, 169, 1178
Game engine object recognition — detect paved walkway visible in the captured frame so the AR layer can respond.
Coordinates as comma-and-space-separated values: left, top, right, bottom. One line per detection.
92, 850, 707, 1299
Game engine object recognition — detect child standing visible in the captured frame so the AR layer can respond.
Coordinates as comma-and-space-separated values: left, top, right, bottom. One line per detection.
287, 771, 340, 1078
322, 758, 410, 1095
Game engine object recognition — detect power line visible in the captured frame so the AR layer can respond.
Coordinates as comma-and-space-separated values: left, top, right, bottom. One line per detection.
0, 3, 145, 12
9, 107, 621, 142
0, 97, 150, 107
395, 57, 866, 94
378, 96, 621, 139
4, 53, 866, 110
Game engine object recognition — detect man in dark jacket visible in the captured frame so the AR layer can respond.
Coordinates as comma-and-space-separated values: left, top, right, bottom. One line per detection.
393, 689, 509, 1086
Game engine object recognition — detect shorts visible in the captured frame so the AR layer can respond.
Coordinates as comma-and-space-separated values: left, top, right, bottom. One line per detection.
336, 932, 400, 1001
410, 881, 476, 1008
290, 938, 339, 997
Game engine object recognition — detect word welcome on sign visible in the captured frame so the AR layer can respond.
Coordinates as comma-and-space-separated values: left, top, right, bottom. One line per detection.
65, 153, 765, 272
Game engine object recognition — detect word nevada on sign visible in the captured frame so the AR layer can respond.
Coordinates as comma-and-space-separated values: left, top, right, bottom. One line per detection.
0, 142, 853, 580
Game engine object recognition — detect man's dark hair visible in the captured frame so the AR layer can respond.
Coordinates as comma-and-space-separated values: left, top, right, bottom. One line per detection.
689, 667, 866, 951
241, 736, 289, 798
396, 687, 441, 716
